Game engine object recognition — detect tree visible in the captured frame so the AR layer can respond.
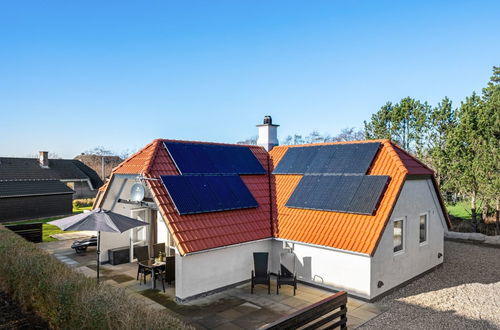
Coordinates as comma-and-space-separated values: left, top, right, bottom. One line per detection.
446, 93, 484, 231
364, 98, 430, 156
364, 102, 393, 140
427, 97, 456, 189
237, 136, 258, 145
281, 128, 364, 146
479, 66, 500, 233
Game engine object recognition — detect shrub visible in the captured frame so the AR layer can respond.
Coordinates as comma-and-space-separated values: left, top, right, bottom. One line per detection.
0, 226, 190, 329
73, 198, 95, 209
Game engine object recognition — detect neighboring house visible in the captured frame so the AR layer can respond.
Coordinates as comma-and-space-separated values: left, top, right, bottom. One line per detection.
74, 154, 123, 181
0, 151, 104, 222
95, 117, 450, 302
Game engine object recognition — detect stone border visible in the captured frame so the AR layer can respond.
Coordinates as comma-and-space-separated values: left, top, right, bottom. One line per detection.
445, 231, 500, 246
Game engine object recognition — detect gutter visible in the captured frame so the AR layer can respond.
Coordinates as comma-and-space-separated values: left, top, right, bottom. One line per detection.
182, 237, 370, 257
183, 238, 274, 256
273, 238, 371, 257
60, 178, 95, 190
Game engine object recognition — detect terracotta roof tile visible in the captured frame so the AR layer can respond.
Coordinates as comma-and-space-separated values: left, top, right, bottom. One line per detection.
97, 138, 448, 256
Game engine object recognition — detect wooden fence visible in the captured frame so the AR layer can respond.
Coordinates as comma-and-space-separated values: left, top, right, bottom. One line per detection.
260, 291, 348, 330
4, 223, 43, 243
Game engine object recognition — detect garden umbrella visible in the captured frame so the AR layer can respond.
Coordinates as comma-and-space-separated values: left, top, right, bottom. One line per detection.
49, 208, 149, 281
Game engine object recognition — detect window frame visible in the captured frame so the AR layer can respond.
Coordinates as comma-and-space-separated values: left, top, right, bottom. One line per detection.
419, 212, 429, 246
393, 217, 405, 255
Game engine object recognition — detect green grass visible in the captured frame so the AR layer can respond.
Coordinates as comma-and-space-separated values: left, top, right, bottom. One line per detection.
446, 201, 471, 220
4, 205, 93, 242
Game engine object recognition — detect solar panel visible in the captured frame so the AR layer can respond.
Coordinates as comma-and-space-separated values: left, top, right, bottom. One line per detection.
164, 142, 266, 175
286, 174, 389, 215
160, 175, 258, 215
273, 143, 381, 175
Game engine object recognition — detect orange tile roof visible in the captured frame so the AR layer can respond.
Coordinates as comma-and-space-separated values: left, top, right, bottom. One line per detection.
97, 138, 449, 256
269, 139, 449, 255
105, 139, 272, 255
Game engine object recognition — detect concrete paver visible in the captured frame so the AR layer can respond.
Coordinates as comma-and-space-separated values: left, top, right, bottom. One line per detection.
40, 239, 381, 329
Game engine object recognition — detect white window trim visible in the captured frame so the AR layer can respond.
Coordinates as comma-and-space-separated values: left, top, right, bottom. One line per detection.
419, 211, 429, 247
393, 217, 405, 256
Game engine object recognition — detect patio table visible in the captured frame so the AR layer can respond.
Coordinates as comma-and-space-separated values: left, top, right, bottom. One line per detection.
139, 260, 166, 289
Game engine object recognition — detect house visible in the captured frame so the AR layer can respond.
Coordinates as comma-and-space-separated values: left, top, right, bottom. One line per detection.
94, 117, 450, 302
74, 153, 123, 181
0, 151, 103, 222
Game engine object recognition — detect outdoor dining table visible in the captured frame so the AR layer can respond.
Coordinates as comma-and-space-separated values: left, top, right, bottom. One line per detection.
139, 259, 166, 289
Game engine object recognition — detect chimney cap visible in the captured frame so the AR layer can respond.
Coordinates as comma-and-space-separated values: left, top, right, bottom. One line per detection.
256, 115, 279, 127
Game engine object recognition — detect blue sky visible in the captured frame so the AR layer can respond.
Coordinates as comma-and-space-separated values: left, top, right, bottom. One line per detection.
1, 1, 499, 158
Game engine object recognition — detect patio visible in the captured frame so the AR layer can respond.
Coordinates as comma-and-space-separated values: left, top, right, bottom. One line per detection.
39, 238, 384, 329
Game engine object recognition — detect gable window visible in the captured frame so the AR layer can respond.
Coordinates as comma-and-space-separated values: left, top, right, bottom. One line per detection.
393, 218, 404, 253
419, 213, 428, 244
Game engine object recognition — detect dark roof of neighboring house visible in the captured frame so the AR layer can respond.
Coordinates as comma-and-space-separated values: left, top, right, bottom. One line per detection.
0, 157, 103, 189
71, 160, 104, 189
95, 139, 450, 256
0, 180, 74, 198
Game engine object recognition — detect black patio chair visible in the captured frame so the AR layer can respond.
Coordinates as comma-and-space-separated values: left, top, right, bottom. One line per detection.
277, 251, 297, 295
153, 243, 166, 258
160, 256, 175, 292
134, 246, 151, 284
251, 252, 270, 294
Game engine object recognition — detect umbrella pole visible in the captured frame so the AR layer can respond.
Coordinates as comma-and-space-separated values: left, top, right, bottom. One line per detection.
97, 231, 101, 282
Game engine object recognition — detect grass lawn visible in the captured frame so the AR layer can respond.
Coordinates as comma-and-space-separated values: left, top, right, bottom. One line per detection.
446, 201, 471, 220
3, 206, 92, 242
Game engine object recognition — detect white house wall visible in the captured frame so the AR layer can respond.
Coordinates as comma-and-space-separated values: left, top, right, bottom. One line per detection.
271, 240, 372, 299
99, 174, 153, 263
175, 239, 273, 301
370, 178, 446, 298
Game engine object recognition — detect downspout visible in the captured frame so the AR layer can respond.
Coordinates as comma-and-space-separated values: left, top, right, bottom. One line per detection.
267, 152, 274, 237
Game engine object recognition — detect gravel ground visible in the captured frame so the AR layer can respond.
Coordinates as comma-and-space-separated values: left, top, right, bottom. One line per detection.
360, 241, 500, 330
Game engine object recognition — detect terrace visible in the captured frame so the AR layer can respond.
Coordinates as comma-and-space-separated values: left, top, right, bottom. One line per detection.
39, 237, 384, 329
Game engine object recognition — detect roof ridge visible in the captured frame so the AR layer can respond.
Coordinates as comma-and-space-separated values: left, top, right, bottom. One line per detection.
143, 140, 162, 176
389, 141, 434, 173
111, 140, 156, 173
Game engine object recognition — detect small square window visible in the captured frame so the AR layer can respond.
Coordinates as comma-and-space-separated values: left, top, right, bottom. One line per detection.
393, 219, 404, 253
420, 214, 428, 244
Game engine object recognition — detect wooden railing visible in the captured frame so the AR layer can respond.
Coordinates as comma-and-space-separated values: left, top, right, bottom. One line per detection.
260, 291, 348, 330
4, 223, 43, 243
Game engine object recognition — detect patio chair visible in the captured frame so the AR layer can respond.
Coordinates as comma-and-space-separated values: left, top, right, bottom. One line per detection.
160, 256, 175, 292
277, 251, 297, 295
251, 252, 270, 294
153, 243, 166, 258
134, 246, 151, 284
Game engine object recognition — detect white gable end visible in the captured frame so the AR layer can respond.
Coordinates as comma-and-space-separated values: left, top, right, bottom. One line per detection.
370, 178, 447, 297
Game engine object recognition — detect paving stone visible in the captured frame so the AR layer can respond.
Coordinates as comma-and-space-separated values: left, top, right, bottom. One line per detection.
213, 322, 244, 330
355, 302, 386, 314
348, 307, 378, 322
346, 315, 366, 329
216, 308, 244, 321
197, 314, 229, 329
347, 298, 364, 309
233, 302, 262, 314
281, 296, 310, 308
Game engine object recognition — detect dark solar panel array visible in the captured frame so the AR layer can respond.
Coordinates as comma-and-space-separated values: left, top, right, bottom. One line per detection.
286, 174, 389, 215
273, 143, 381, 175
164, 142, 266, 175
160, 175, 258, 215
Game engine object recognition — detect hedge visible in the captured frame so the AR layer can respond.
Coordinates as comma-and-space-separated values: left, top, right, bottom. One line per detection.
0, 225, 189, 329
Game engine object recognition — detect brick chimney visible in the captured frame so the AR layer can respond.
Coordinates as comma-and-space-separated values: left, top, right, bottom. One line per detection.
39, 151, 49, 168
256, 115, 279, 151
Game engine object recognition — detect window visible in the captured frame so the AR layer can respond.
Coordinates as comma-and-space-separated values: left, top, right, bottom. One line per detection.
167, 231, 176, 256
393, 219, 404, 253
419, 213, 428, 244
